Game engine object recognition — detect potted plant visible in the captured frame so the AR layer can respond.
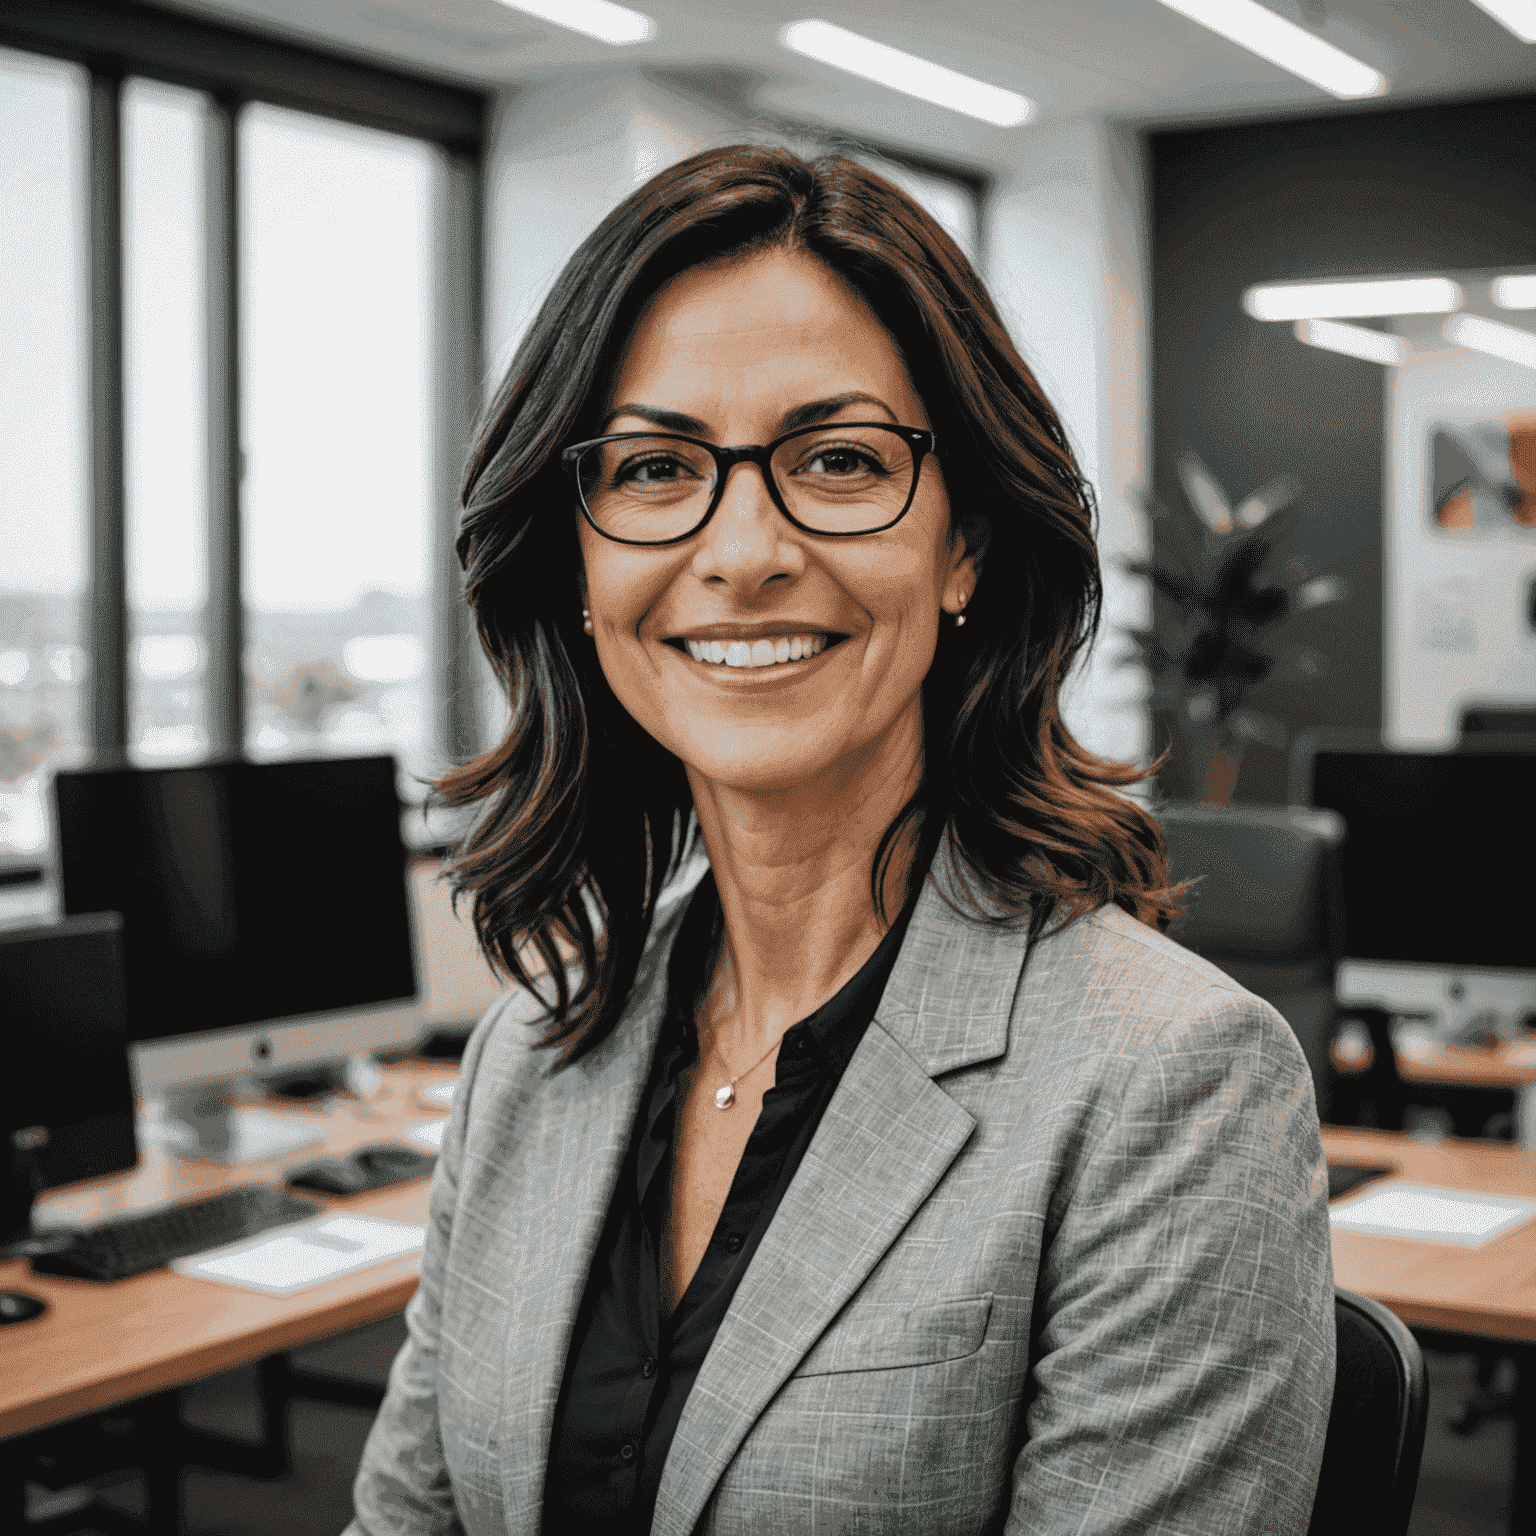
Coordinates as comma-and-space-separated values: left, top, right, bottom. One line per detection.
1118, 449, 1350, 804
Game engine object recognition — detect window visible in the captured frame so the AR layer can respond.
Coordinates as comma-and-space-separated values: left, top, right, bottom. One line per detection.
0, 3, 485, 867
0, 48, 89, 859
242, 104, 439, 781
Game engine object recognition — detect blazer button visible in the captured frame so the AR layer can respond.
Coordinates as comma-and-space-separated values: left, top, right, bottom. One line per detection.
619, 1442, 637, 1463
640, 1355, 656, 1378
724, 1233, 743, 1253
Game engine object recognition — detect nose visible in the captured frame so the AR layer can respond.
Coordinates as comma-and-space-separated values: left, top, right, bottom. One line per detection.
690, 458, 804, 594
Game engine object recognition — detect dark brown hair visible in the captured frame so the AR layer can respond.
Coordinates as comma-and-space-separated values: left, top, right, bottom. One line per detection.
438, 144, 1184, 1061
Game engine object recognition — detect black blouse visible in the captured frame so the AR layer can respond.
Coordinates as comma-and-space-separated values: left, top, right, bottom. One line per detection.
541, 869, 921, 1535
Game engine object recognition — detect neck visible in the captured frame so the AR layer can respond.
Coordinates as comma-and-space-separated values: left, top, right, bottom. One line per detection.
687, 703, 925, 1058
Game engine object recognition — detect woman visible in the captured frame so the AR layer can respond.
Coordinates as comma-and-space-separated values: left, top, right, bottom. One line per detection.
347, 146, 1334, 1536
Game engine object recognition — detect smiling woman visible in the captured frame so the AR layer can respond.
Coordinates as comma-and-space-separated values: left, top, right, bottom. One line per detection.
345, 147, 1336, 1536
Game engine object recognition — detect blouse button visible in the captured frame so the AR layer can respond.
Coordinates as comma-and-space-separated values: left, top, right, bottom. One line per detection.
640, 1355, 657, 1379
619, 1442, 637, 1463
724, 1233, 743, 1254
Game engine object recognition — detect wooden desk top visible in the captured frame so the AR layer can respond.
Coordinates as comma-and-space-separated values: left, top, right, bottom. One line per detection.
1323, 1125, 1536, 1344
1394, 1039, 1536, 1090
0, 1061, 457, 1441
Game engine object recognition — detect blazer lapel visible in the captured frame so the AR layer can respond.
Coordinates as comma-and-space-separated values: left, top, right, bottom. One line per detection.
497, 876, 700, 1533
652, 854, 1025, 1536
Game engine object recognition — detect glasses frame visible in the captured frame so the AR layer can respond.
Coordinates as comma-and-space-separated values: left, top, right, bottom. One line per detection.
560, 422, 938, 546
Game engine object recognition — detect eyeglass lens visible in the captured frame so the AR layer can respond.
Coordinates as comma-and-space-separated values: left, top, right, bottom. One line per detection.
575, 425, 919, 542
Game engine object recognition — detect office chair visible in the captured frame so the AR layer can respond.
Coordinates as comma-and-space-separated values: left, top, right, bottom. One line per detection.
1307, 1289, 1428, 1536
1157, 802, 1347, 1123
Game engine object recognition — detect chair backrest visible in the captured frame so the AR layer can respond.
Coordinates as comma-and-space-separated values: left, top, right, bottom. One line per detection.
1157, 802, 1347, 1118
1307, 1288, 1428, 1536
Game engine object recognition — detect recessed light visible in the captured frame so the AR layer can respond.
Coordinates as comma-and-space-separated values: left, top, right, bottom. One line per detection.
1244, 277, 1462, 321
1444, 314, 1536, 372
1293, 319, 1407, 366
1468, 0, 1536, 44
1493, 274, 1536, 310
491, 0, 654, 47
779, 19, 1034, 128
1155, 0, 1386, 99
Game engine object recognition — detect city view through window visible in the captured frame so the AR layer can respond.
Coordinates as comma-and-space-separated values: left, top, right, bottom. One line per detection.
2, 53, 441, 861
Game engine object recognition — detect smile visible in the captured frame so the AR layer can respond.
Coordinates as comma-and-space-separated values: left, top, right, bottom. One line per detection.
680, 634, 830, 669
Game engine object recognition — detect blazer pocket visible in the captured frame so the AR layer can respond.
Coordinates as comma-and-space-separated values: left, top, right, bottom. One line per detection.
791, 1294, 993, 1378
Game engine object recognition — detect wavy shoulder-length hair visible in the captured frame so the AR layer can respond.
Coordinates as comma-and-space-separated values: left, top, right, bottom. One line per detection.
438, 143, 1184, 1062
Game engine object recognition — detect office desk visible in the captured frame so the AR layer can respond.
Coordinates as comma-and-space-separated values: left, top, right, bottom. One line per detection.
1324, 1125, 1536, 1532
1393, 1039, 1536, 1145
0, 1061, 455, 1442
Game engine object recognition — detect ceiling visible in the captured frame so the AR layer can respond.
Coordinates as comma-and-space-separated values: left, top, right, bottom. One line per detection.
153, 0, 1536, 169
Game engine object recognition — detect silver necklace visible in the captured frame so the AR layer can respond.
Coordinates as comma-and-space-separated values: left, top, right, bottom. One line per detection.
704, 1031, 786, 1110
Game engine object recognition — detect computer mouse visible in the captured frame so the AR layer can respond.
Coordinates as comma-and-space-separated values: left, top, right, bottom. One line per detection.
285, 1156, 372, 1196
355, 1145, 434, 1177
0, 1290, 48, 1324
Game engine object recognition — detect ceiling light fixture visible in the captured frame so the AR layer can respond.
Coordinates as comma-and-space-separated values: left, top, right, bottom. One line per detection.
1244, 277, 1462, 320
1293, 319, 1407, 367
1493, 274, 1536, 310
779, 19, 1034, 128
1154, 0, 1386, 98
492, 0, 654, 46
1468, 0, 1536, 44
1445, 314, 1536, 372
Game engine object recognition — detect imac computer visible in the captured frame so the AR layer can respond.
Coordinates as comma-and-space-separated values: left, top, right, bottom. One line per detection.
1, 914, 137, 1319
1289, 731, 1536, 1042
52, 754, 420, 1164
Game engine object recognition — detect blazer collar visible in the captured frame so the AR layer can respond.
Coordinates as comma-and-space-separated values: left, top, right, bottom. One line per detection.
868, 832, 1027, 1078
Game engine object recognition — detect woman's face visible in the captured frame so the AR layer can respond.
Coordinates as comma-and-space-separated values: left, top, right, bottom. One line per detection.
577, 249, 975, 797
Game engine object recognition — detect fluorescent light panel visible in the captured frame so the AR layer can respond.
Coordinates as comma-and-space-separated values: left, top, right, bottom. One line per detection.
1245, 277, 1462, 320
1469, 0, 1536, 44
779, 20, 1034, 128
1155, 0, 1385, 98
1493, 274, 1536, 310
1293, 319, 1406, 367
493, 0, 654, 46
1444, 314, 1536, 372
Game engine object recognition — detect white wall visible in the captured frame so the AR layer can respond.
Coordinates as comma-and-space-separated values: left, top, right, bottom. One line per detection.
481, 88, 1151, 769
1385, 342, 1536, 745
984, 118, 1151, 773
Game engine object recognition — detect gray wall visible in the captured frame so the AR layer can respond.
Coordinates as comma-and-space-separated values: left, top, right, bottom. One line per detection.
1148, 92, 1536, 803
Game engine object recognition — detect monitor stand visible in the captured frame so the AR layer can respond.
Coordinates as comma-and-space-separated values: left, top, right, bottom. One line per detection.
150, 1081, 323, 1165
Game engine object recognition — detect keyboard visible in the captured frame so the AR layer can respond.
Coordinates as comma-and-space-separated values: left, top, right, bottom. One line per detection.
30, 1184, 321, 1283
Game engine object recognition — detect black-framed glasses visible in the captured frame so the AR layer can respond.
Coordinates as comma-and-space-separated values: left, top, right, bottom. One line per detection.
560, 422, 937, 546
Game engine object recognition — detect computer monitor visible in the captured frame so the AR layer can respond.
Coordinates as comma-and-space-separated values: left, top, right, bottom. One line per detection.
52, 755, 420, 1163
1289, 731, 1536, 1039
1, 914, 137, 1249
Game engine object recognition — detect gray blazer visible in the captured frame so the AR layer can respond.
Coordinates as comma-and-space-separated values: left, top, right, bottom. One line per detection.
347, 847, 1335, 1535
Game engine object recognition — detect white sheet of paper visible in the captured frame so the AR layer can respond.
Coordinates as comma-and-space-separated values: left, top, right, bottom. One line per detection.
404, 1118, 446, 1150
1329, 1183, 1536, 1247
170, 1215, 427, 1296
419, 1080, 457, 1107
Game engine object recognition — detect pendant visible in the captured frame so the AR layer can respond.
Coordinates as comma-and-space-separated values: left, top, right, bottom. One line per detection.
714, 1083, 736, 1110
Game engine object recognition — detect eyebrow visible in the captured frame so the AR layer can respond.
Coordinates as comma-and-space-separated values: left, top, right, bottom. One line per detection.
600, 391, 900, 439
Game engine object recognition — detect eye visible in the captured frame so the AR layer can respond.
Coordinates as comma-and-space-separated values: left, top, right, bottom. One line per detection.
799, 446, 887, 478
618, 453, 696, 485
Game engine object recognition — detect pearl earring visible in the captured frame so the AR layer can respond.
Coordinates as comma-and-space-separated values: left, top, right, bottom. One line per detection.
952, 593, 970, 627
582, 607, 593, 636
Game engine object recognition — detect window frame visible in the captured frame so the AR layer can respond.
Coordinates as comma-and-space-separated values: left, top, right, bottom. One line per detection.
0, 0, 488, 772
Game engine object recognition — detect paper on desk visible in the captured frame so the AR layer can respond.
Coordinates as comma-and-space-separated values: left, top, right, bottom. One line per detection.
419, 1080, 457, 1107
170, 1215, 426, 1296
1329, 1183, 1536, 1248
404, 1118, 446, 1150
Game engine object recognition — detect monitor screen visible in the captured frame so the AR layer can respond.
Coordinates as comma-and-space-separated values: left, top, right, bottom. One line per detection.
0, 914, 137, 1197
53, 755, 416, 1043
1306, 748, 1534, 970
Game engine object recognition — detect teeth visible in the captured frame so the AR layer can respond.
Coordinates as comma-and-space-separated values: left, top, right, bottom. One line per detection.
683, 634, 826, 669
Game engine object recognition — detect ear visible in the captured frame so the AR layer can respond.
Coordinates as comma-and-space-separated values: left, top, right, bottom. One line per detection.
943, 511, 989, 611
